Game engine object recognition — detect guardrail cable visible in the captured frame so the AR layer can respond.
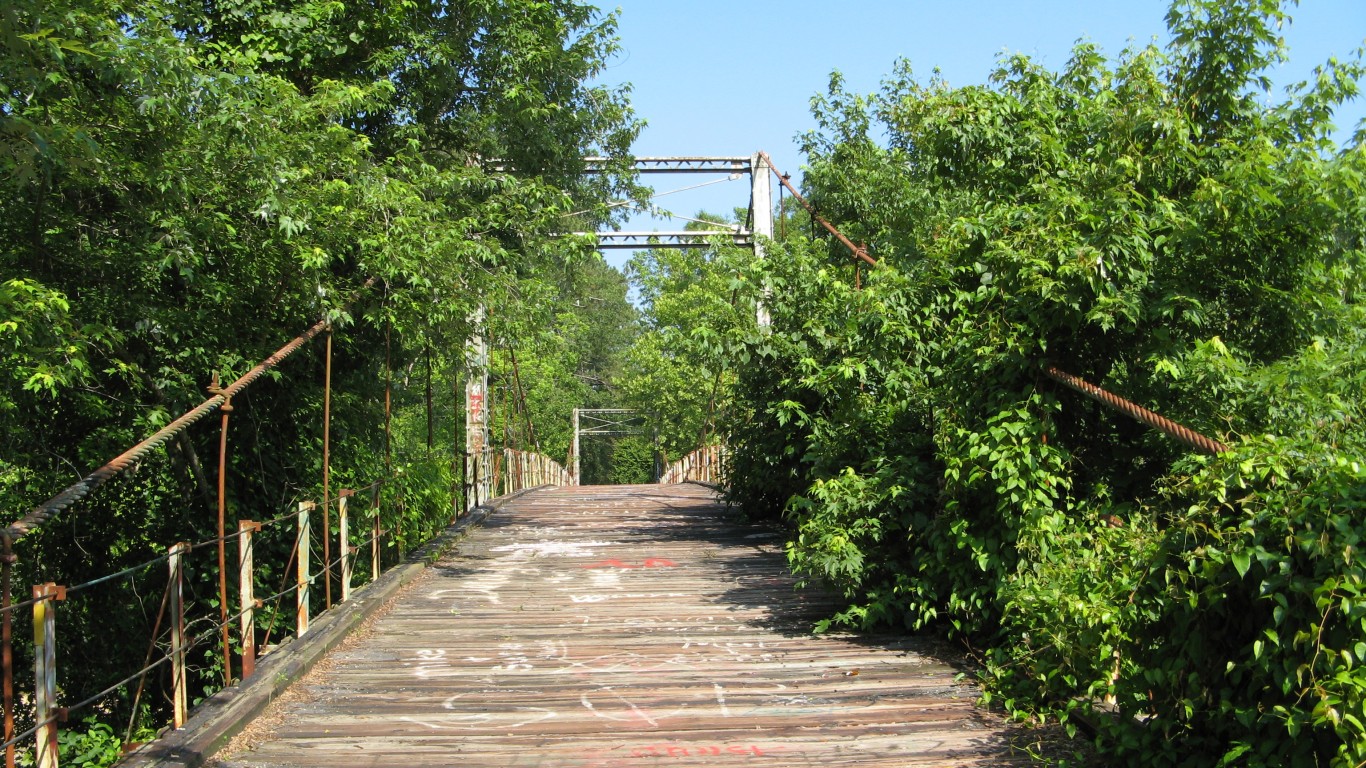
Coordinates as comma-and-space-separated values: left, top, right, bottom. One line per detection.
1043, 366, 1229, 455
758, 151, 876, 267
750, 163, 1228, 454
6, 278, 376, 541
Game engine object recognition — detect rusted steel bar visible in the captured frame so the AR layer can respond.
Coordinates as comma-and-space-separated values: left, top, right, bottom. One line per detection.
123, 573, 171, 744
237, 520, 260, 679
166, 544, 188, 728
6, 279, 376, 541
2, 534, 12, 768
297, 502, 313, 637
757, 151, 876, 267
1044, 366, 1229, 455
32, 583, 63, 768
778, 174, 786, 240
322, 330, 333, 610
209, 374, 233, 688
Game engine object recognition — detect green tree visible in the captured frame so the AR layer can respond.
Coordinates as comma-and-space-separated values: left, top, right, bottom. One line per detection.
722, 1, 1366, 765
621, 212, 759, 458
1, 0, 640, 752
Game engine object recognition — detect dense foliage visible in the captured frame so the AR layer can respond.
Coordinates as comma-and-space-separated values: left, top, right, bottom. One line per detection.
715, 2, 1366, 765
620, 213, 761, 457
2, 0, 640, 754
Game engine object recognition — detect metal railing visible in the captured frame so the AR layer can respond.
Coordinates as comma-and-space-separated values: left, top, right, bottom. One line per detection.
0, 281, 523, 768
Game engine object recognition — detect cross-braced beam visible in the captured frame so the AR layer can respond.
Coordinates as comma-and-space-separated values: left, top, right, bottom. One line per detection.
584, 231, 754, 249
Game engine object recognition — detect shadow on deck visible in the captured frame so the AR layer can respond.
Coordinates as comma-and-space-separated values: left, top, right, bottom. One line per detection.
204, 483, 1035, 767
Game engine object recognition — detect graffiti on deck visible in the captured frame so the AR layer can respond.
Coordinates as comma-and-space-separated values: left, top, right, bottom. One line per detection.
629, 744, 779, 758
583, 558, 677, 569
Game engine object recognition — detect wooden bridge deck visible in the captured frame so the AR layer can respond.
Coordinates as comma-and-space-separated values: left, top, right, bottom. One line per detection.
216, 484, 1026, 767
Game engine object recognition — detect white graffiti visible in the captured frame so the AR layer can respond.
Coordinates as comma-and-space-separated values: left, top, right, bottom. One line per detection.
399, 692, 557, 731
570, 592, 692, 603
490, 539, 613, 558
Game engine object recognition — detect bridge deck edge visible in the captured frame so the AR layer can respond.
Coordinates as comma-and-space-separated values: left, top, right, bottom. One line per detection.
116, 487, 547, 768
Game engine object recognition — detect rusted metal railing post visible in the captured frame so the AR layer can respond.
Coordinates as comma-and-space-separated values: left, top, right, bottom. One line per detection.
237, 520, 261, 679
31, 583, 63, 768
166, 543, 189, 728
571, 408, 580, 485
322, 329, 333, 610
208, 372, 234, 688
495, 451, 502, 497
3, 533, 15, 768
297, 502, 314, 638
339, 490, 354, 602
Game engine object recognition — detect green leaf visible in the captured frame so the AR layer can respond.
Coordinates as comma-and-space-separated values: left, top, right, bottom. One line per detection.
1231, 550, 1252, 579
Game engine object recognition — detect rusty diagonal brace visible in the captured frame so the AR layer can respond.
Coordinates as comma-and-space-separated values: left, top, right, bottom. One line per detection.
758, 150, 876, 267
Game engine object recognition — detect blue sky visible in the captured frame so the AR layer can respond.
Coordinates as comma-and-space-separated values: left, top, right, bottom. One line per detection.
592, 0, 1365, 268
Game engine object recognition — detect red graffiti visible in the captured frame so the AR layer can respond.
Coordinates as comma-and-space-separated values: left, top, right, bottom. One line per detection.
583, 558, 677, 569
467, 392, 483, 418
580, 743, 783, 767
627, 744, 776, 758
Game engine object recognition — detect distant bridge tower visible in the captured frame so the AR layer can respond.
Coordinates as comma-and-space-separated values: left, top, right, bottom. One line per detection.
466, 152, 778, 499
577, 153, 775, 327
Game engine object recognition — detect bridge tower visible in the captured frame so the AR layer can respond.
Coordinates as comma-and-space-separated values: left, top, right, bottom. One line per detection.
464, 307, 491, 513
466, 152, 776, 499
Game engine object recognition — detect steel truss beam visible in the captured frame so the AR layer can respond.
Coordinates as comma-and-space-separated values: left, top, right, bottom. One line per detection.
576, 409, 646, 436
585, 231, 754, 250
585, 156, 752, 174
487, 156, 752, 175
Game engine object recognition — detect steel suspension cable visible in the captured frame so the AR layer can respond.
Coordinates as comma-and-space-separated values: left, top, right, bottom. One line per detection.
754, 155, 1227, 455
7, 278, 377, 540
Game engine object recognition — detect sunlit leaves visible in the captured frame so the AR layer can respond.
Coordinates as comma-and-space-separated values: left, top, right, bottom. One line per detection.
724, 1, 1365, 765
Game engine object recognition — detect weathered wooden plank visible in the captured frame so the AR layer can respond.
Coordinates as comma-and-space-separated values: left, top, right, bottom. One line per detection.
213, 484, 1031, 767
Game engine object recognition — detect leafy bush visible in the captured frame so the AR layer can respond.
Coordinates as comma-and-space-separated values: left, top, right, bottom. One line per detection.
718, 2, 1366, 765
